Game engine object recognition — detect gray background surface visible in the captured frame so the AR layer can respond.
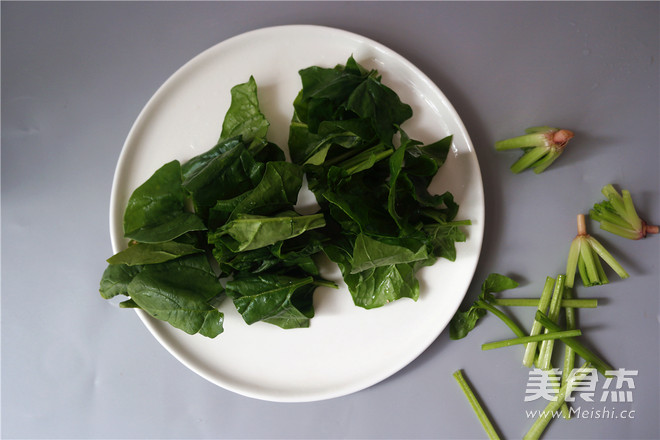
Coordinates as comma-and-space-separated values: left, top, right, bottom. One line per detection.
2, 1, 658, 439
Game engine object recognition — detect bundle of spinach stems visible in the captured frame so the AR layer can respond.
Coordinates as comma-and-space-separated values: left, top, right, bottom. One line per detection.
99, 56, 469, 338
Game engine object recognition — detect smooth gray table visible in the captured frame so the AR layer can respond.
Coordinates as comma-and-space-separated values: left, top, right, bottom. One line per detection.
2, 2, 658, 439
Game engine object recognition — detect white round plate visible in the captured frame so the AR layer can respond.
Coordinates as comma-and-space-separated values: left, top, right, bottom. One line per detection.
110, 25, 484, 402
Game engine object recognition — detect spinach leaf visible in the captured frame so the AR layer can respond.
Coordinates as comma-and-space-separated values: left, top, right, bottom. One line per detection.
403, 133, 452, 177
210, 212, 325, 252
449, 273, 519, 340
261, 283, 316, 329
290, 55, 408, 163
106, 241, 203, 266
123, 160, 206, 243
228, 161, 303, 219
212, 232, 325, 277
350, 233, 428, 274
345, 263, 420, 309
269, 232, 326, 275
181, 136, 243, 183
207, 160, 302, 228
103, 63, 467, 339
99, 263, 142, 299
127, 255, 224, 338
289, 58, 468, 310
449, 304, 487, 341
387, 134, 454, 230
345, 77, 412, 145
212, 242, 281, 275
423, 221, 468, 262
220, 76, 269, 145
387, 139, 416, 228
183, 143, 264, 214
325, 240, 421, 309
225, 274, 316, 328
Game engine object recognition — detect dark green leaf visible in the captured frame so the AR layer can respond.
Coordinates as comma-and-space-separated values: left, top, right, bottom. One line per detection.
123, 160, 206, 243
106, 241, 203, 266
210, 212, 325, 252
127, 255, 224, 338
99, 263, 142, 299
424, 221, 468, 262
181, 137, 243, 182
183, 143, 264, 214
225, 274, 316, 327
404, 135, 452, 177
449, 273, 519, 339
449, 307, 487, 340
345, 263, 420, 309
350, 233, 428, 274
480, 273, 520, 302
220, 76, 269, 145
125, 212, 207, 244
346, 77, 412, 145
227, 161, 303, 220
325, 241, 420, 309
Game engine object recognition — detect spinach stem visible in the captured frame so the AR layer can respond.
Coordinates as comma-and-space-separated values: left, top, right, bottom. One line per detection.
535, 311, 613, 376
523, 363, 593, 440
453, 370, 502, 440
510, 146, 548, 174
561, 287, 577, 419
532, 149, 561, 174
586, 236, 629, 280
522, 277, 555, 367
597, 221, 640, 240
578, 237, 600, 284
492, 298, 597, 308
339, 144, 393, 175
539, 275, 565, 370
312, 279, 339, 289
482, 330, 581, 351
494, 133, 545, 150
475, 300, 527, 338
565, 238, 580, 288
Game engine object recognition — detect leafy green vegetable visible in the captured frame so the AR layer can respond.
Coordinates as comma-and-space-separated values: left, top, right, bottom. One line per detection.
101, 254, 224, 337
590, 184, 658, 240
210, 212, 325, 252
123, 160, 206, 243
127, 255, 224, 338
183, 143, 265, 216
349, 233, 429, 273
102, 59, 467, 338
289, 56, 468, 309
220, 76, 270, 145
102, 76, 320, 337
225, 274, 319, 328
106, 241, 203, 266
223, 161, 303, 221
449, 273, 523, 340
345, 262, 421, 309
99, 263, 142, 300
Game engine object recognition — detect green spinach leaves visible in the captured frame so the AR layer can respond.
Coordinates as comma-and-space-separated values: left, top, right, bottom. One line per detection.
100, 57, 469, 338
289, 56, 470, 309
